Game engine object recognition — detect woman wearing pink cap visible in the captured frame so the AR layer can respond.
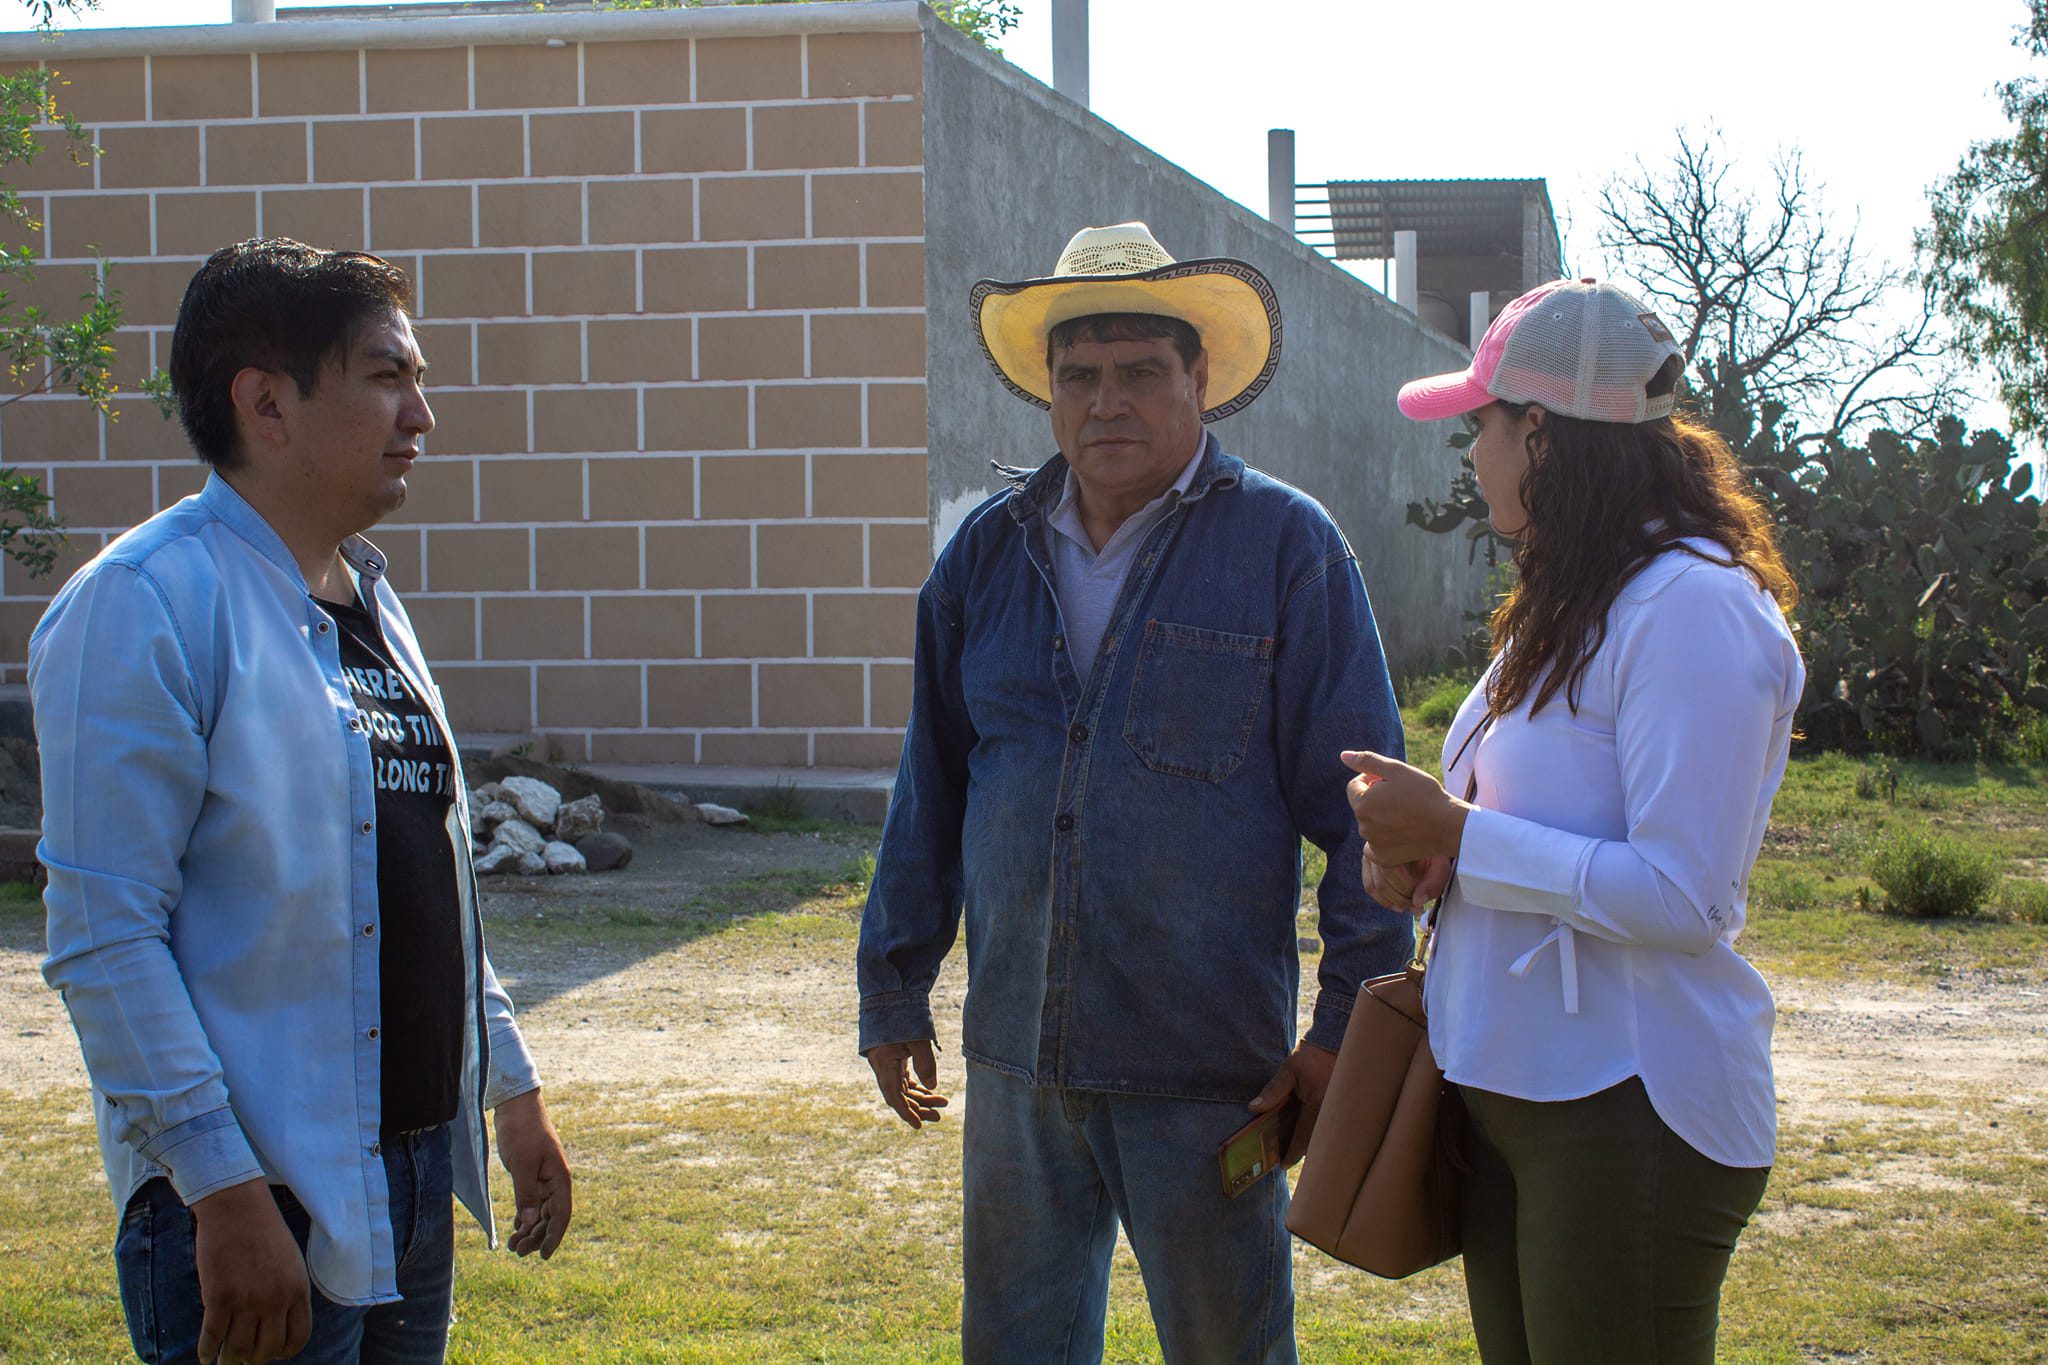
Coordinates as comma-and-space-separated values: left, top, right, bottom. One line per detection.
1341, 279, 1804, 1363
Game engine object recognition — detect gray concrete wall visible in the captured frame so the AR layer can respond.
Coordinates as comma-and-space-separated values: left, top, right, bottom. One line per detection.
917, 13, 1487, 670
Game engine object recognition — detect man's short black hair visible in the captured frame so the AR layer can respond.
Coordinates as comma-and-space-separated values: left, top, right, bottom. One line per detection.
1045, 312, 1203, 372
169, 239, 415, 469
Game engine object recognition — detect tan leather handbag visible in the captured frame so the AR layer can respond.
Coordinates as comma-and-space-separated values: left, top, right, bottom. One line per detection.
1285, 920, 1464, 1278
1288, 732, 1485, 1279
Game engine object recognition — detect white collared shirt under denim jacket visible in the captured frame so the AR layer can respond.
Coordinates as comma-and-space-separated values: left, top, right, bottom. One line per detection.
1429, 542, 1805, 1169
857, 433, 1414, 1098
33, 474, 539, 1308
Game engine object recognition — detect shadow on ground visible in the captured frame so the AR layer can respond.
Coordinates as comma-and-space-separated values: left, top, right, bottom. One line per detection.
473, 815, 876, 1013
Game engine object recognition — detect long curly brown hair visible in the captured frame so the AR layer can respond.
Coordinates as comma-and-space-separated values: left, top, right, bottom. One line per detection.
1486, 400, 1798, 719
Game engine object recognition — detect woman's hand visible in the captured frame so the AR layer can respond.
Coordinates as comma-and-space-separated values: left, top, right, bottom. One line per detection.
1361, 851, 1453, 915
1340, 750, 1474, 866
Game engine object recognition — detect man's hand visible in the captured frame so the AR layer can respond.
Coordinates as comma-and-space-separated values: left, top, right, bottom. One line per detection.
191, 1178, 311, 1365
494, 1089, 572, 1260
865, 1039, 949, 1129
1248, 1041, 1338, 1167
1361, 851, 1454, 915
1341, 749, 1473, 866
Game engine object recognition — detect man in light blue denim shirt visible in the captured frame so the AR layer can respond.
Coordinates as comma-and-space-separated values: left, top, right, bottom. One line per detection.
857, 223, 1409, 1362
34, 241, 570, 1365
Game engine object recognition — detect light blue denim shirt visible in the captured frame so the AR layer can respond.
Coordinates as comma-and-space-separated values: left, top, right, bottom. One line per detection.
33, 475, 538, 1308
857, 435, 1412, 1100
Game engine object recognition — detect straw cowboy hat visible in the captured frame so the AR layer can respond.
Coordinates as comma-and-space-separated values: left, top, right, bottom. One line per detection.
969, 222, 1282, 422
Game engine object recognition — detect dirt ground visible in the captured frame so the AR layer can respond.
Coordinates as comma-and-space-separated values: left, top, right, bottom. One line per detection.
3, 818, 2043, 1131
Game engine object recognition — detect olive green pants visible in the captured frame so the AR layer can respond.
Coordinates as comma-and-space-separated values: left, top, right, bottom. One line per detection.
1457, 1077, 1770, 1365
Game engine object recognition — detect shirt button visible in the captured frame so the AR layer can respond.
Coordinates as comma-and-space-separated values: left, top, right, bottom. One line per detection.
369, 1142, 381, 1157
1052, 635, 1065, 651
362, 922, 376, 937
1069, 724, 1089, 744
350, 716, 364, 732
366, 1026, 380, 1040
1055, 813, 1075, 832
316, 621, 330, 635
360, 820, 373, 835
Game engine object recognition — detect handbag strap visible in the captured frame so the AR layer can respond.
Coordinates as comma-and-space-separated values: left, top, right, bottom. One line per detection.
1410, 709, 1491, 972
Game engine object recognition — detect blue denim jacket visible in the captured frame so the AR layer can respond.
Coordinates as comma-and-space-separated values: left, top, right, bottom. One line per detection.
857, 434, 1411, 1101
33, 475, 538, 1308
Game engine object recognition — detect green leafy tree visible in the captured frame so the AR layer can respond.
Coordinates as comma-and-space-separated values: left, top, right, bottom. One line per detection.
928, 0, 1021, 48
1921, 0, 2048, 439
0, 69, 92, 576
0, 0, 155, 578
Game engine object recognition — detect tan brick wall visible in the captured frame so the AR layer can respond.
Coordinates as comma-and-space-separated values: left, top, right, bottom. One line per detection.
0, 18, 931, 769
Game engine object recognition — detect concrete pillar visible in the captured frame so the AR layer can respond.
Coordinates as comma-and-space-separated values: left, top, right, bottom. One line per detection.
232, 0, 275, 19
1052, 0, 1089, 109
1470, 291, 1491, 349
1393, 229, 1418, 314
1267, 129, 1295, 234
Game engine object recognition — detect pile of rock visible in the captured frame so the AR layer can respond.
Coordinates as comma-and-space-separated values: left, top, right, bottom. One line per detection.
468, 775, 632, 876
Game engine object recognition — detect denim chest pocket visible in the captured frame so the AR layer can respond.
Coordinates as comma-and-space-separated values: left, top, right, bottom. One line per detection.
1123, 620, 1275, 783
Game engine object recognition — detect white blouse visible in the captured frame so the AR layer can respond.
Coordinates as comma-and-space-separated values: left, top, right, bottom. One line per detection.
1427, 542, 1805, 1168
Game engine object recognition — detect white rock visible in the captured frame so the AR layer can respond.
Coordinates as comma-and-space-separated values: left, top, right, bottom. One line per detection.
696, 802, 748, 826
474, 781, 507, 804
475, 800, 520, 834
542, 840, 587, 874
474, 845, 522, 876
491, 818, 545, 855
515, 850, 548, 876
554, 794, 604, 842
497, 776, 562, 831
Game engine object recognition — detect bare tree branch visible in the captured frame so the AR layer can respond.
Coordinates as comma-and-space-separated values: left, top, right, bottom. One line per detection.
1596, 129, 1955, 442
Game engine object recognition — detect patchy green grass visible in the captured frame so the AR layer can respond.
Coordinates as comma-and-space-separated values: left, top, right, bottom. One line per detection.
483, 863, 871, 970
735, 781, 875, 838
8, 692, 2047, 1360
10, 1038, 2045, 1362
1742, 753, 2048, 981
0, 1073, 1480, 1364
1741, 865, 2048, 980
1719, 1096, 2048, 1363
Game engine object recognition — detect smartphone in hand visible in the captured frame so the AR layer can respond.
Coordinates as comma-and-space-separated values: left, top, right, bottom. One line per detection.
1217, 1098, 1302, 1199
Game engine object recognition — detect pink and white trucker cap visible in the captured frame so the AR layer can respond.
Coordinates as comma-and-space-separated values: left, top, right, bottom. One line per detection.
1396, 278, 1685, 424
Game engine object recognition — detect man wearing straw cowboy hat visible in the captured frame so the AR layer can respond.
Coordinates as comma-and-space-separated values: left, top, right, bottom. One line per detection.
856, 223, 1409, 1362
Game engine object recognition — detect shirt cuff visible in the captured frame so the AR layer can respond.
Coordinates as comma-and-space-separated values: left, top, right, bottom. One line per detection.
484, 1021, 541, 1110
858, 990, 935, 1054
1455, 805, 1595, 919
1304, 990, 1354, 1053
143, 1106, 265, 1205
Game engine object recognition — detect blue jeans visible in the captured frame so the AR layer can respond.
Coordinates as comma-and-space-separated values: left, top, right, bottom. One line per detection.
962, 1062, 1297, 1365
114, 1124, 455, 1365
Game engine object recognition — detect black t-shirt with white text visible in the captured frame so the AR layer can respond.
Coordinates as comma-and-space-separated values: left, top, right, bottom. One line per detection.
321, 591, 465, 1138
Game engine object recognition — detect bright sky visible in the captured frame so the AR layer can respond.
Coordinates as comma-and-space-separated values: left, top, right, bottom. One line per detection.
15, 0, 2042, 440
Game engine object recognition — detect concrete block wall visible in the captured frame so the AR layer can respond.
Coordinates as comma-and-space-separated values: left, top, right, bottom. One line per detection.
0, 4, 929, 769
